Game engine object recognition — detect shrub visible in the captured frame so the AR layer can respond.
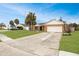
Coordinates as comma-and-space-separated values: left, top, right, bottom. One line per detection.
17, 26, 23, 30
10, 29, 17, 30
75, 27, 79, 31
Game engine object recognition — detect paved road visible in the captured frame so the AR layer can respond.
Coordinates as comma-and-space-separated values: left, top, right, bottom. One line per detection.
0, 32, 62, 56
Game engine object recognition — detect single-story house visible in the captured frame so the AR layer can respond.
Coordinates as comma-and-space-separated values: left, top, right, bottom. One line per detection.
33, 20, 65, 32
0, 24, 7, 30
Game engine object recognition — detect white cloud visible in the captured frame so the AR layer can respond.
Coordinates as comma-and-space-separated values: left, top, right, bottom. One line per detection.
0, 4, 27, 16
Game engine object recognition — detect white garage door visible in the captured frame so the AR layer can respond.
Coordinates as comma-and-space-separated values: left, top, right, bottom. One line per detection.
47, 26, 62, 32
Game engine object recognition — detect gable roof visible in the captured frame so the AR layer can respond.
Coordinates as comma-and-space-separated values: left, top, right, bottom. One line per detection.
44, 19, 64, 25
35, 19, 64, 26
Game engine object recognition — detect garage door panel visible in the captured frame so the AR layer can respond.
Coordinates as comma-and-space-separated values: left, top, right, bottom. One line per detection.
47, 26, 62, 32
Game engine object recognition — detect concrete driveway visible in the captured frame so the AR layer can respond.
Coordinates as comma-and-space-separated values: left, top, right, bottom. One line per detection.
0, 42, 35, 56
0, 32, 62, 56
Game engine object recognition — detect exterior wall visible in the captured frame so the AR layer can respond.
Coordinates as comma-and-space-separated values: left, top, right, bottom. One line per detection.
34, 24, 64, 32
43, 25, 47, 32
62, 24, 65, 33
34, 26, 40, 31
34, 25, 46, 31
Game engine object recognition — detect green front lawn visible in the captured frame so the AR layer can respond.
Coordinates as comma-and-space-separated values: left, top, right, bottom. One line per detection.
60, 31, 79, 54
0, 30, 40, 39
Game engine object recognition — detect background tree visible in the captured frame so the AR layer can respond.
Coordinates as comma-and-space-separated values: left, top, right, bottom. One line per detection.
25, 12, 36, 30
9, 20, 14, 26
72, 23, 77, 30
59, 17, 72, 35
69, 23, 77, 30
14, 18, 19, 25
9, 20, 15, 30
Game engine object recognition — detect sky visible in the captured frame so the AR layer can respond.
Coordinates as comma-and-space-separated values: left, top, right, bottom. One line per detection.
0, 3, 79, 25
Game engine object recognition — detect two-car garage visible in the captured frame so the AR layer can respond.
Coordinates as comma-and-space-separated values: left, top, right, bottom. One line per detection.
44, 20, 64, 33
47, 25, 63, 32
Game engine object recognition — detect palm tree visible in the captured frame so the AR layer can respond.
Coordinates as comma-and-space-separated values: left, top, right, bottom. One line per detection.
25, 12, 36, 30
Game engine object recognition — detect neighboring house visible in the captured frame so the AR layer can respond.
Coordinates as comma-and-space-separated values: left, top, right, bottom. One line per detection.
9, 25, 17, 30
34, 19, 65, 33
9, 23, 24, 30
9, 22, 30, 30
0, 26, 7, 30
2, 26, 8, 29
0, 23, 7, 30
